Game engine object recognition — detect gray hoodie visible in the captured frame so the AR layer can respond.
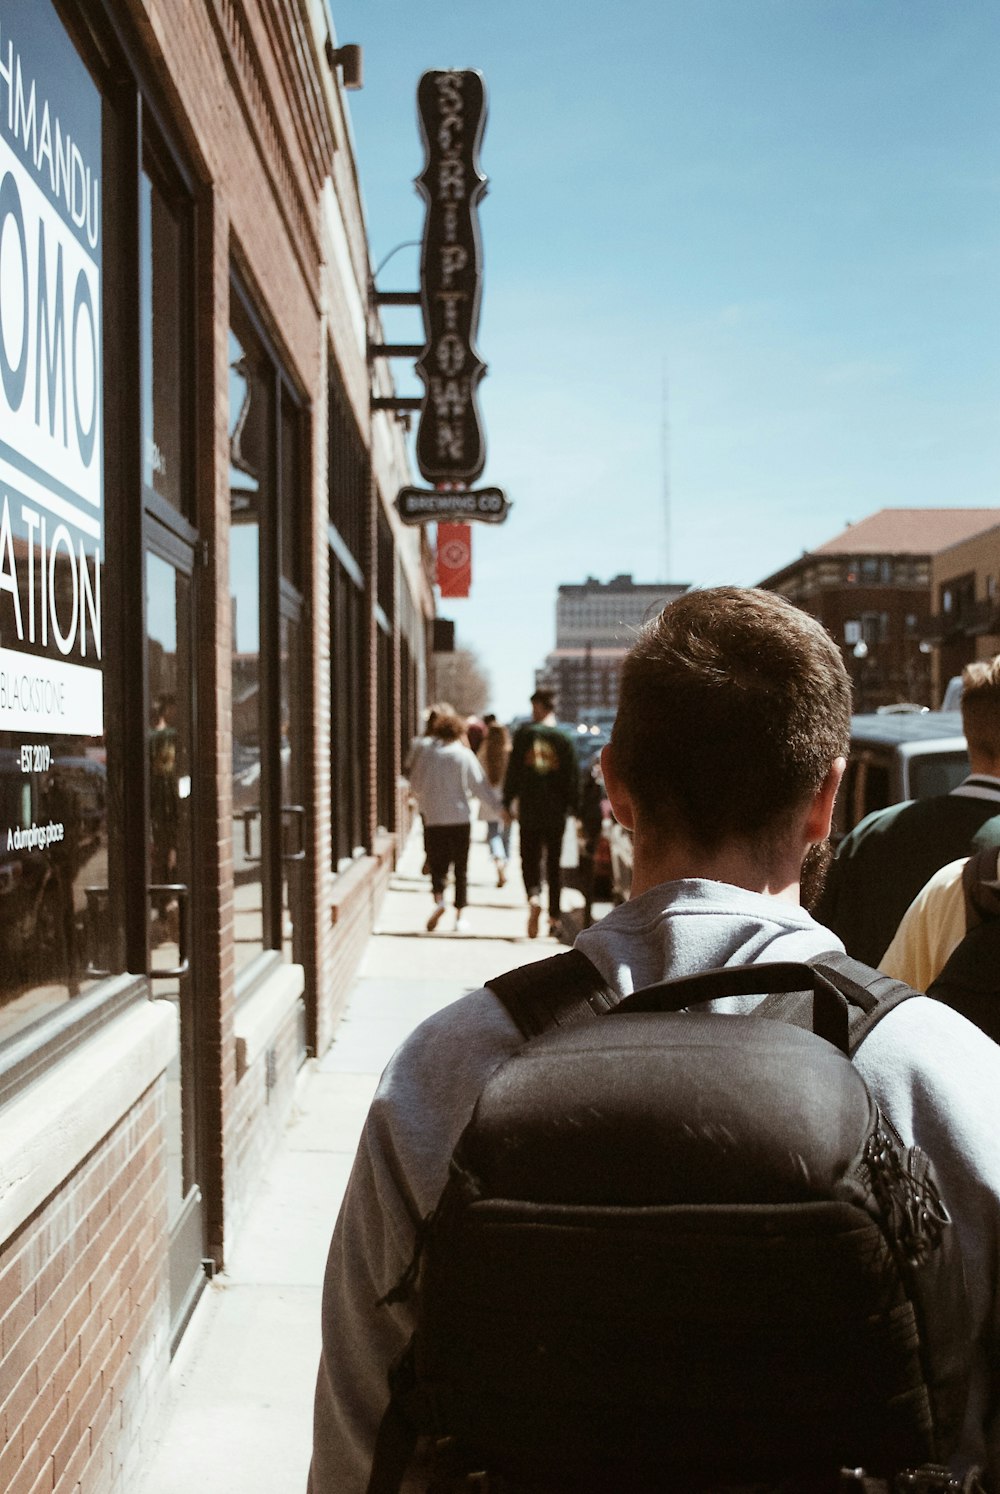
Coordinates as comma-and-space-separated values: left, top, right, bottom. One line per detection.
309, 880, 1000, 1491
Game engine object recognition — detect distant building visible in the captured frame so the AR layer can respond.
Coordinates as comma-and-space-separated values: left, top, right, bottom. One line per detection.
536, 574, 689, 721
759, 509, 1000, 711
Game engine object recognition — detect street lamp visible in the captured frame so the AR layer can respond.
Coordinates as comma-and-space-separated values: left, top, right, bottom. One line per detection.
852, 640, 869, 712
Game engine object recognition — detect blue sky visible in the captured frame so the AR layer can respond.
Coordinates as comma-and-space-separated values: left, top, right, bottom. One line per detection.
329, 0, 1000, 720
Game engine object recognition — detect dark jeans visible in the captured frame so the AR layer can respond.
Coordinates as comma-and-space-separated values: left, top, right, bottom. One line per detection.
424, 822, 471, 909
519, 816, 565, 918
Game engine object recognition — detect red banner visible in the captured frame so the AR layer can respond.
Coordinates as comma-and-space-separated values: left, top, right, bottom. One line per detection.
436, 523, 472, 598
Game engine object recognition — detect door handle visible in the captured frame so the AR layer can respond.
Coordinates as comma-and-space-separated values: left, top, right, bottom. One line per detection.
281, 804, 306, 862
83, 885, 112, 978
148, 883, 190, 978
236, 806, 262, 863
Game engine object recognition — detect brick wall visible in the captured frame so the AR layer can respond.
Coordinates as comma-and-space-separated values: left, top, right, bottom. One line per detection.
228, 1002, 303, 1239
0, 1, 432, 1488
0, 1084, 169, 1494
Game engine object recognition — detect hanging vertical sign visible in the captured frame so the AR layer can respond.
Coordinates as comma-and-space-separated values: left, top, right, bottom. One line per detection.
414, 70, 488, 486
436, 523, 472, 599
0, 0, 103, 739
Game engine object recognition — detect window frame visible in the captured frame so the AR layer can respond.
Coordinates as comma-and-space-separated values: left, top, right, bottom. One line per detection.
228, 275, 310, 999
328, 361, 371, 869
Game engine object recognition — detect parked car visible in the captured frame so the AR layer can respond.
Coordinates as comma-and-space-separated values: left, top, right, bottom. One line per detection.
938, 674, 965, 712
604, 712, 970, 901
833, 710, 969, 841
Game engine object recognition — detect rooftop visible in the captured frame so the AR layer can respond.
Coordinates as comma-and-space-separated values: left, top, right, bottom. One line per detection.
558, 576, 689, 596
760, 508, 1000, 585
814, 508, 1000, 557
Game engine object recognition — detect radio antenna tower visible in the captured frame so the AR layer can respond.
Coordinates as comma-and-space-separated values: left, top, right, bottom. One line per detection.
661, 359, 671, 582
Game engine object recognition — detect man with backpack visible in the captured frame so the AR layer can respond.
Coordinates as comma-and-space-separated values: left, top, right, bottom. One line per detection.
308, 588, 1000, 1493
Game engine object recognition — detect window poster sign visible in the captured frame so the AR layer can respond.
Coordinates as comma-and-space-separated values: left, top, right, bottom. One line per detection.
0, 0, 103, 738
0, 0, 107, 1028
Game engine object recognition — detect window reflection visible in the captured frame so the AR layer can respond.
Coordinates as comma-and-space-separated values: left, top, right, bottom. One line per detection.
281, 615, 303, 963
140, 163, 187, 514
229, 315, 267, 969
0, 732, 112, 1044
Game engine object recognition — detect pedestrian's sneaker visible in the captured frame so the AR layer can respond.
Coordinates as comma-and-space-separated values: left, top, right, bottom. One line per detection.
527, 897, 541, 939
455, 914, 471, 935
426, 900, 445, 933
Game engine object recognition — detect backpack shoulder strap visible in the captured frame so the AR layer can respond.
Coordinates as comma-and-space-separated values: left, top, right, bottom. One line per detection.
485, 946, 918, 1051
806, 950, 917, 1055
485, 948, 617, 1038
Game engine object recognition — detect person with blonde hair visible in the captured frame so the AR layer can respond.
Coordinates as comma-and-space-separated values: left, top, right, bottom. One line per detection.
408, 707, 504, 933
478, 714, 512, 886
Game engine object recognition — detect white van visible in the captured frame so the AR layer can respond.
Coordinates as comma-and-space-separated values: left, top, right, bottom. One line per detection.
833, 711, 969, 840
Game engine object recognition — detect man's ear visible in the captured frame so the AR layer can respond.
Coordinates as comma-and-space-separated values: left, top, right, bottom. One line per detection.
601, 743, 636, 832
804, 757, 846, 845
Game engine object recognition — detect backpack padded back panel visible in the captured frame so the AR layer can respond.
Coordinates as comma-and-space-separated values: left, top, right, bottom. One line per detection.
405, 1014, 968, 1492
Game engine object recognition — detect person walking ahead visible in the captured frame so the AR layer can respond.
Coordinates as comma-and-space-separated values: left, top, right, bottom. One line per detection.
408, 707, 504, 933
478, 715, 512, 887
503, 688, 578, 938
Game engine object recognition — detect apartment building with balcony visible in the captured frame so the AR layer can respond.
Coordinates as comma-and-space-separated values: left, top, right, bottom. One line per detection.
759, 509, 1000, 711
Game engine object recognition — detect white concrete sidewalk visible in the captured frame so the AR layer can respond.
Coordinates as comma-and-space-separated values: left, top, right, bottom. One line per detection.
135, 821, 585, 1494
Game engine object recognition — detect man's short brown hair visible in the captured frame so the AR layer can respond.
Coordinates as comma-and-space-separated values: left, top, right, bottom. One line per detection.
610, 587, 850, 851
960, 656, 1000, 760
531, 688, 556, 715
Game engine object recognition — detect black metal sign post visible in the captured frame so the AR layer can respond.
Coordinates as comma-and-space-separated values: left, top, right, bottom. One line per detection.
414, 69, 489, 485
377, 69, 509, 526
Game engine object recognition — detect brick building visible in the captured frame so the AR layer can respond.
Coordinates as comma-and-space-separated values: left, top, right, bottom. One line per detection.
758, 509, 1000, 712
924, 522, 1000, 704
536, 575, 688, 722
0, 3, 436, 1490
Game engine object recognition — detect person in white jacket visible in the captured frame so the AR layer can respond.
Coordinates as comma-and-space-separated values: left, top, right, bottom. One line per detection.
407, 706, 504, 933
309, 588, 1000, 1492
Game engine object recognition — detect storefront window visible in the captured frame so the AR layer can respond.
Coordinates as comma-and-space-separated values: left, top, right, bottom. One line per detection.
0, 0, 119, 1048
229, 286, 307, 980
280, 613, 304, 964
139, 158, 189, 515
229, 311, 268, 971
329, 370, 369, 867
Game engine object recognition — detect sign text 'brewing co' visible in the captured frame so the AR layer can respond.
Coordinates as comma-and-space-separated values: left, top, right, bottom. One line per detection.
414, 69, 488, 486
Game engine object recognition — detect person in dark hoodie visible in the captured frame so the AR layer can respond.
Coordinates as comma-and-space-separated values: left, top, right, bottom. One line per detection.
815, 655, 1000, 966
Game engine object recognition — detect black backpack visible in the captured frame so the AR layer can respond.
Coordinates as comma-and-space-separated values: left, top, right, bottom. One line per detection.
367, 950, 971, 1494
927, 847, 1000, 1044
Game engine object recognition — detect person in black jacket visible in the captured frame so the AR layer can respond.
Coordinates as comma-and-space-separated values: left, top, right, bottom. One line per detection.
814, 657, 1000, 965
503, 689, 578, 939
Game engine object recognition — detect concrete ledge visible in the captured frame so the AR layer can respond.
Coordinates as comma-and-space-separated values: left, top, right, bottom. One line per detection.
372, 828, 396, 865
234, 962, 305, 1080
328, 853, 376, 925
0, 997, 178, 1247
328, 837, 396, 929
